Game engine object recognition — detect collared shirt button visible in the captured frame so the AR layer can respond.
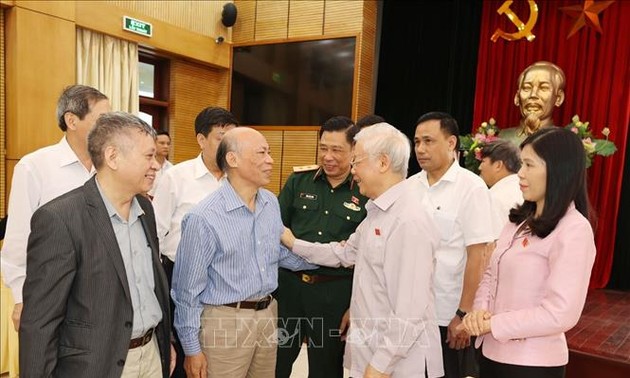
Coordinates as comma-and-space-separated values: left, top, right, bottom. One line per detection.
318, 231, 322, 235
346, 216, 350, 220
330, 189, 334, 193
302, 205, 307, 209
324, 210, 329, 215
261, 267, 265, 272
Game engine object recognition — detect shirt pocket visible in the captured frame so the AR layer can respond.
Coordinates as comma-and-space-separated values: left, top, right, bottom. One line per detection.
433, 210, 456, 241
331, 203, 364, 225
292, 197, 320, 212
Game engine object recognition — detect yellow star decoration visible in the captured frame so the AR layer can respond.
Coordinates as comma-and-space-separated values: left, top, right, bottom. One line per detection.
559, 0, 615, 38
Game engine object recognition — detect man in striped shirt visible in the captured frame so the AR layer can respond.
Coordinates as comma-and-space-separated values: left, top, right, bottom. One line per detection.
172, 127, 316, 378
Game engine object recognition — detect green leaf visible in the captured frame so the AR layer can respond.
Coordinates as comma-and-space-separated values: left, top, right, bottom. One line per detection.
592, 139, 617, 156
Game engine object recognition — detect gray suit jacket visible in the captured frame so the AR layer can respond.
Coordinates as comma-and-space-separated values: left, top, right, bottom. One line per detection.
20, 176, 171, 378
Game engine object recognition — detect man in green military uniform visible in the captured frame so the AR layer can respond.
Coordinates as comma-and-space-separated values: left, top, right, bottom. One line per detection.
276, 116, 368, 378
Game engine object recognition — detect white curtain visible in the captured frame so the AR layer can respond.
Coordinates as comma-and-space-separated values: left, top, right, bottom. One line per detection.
77, 28, 139, 114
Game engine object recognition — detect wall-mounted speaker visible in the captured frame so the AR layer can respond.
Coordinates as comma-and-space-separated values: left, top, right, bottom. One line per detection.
222, 3, 238, 27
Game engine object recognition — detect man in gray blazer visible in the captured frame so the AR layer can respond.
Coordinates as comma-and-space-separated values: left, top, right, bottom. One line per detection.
20, 112, 174, 377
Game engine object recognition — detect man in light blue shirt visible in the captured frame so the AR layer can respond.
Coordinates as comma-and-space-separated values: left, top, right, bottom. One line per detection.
172, 127, 315, 378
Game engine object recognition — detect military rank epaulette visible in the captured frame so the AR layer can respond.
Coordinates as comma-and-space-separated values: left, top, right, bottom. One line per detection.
293, 164, 320, 173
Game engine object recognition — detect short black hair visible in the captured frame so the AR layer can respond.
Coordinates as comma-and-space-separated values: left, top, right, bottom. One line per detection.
215, 130, 240, 172
319, 116, 358, 145
356, 114, 386, 129
194, 107, 238, 137
481, 140, 521, 174
156, 130, 170, 138
509, 127, 592, 237
416, 111, 460, 150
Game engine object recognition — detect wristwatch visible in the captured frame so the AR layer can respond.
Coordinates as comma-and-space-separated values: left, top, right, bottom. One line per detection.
456, 308, 467, 320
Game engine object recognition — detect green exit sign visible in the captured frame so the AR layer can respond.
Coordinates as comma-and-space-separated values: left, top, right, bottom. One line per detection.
123, 16, 152, 37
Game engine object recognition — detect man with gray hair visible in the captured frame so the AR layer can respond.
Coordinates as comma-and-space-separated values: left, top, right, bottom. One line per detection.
282, 123, 444, 377
478, 140, 523, 228
1, 84, 110, 331
172, 127, 316, 378
20, 112, 174, 377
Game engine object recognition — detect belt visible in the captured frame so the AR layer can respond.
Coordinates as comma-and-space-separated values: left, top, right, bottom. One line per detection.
293, 271, 352, 285
223, 295, 273, 311
129, 327, 154, 349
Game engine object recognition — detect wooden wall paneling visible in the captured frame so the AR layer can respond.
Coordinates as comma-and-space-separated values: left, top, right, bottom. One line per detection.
323, 0, 363, 35
5, 160, 17, 214
1, 7, 5, 215
105, 0, 227, 40
258, 130, 283, 194
288, 0, 324, 38
233, 0, 256, 43
1, 1, 15, 8
169, 60, 230, 164
5, 6, 74, 160
75, 1, 230, 68
280, 131, 319, 190
356, 0, 377, 118
17, 0, 75, 21
254, 0, 288, 41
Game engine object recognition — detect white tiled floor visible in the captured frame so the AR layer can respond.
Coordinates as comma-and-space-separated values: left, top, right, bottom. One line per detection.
289, 345, 350, 378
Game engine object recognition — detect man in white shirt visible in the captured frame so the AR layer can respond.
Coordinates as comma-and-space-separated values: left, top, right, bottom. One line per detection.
283, 123, 444, 377
147, 131, 174, 198
478, 140, 523, 229
409, 112, 497, 378
151, 106, 238, 377
1, 85, 110, 331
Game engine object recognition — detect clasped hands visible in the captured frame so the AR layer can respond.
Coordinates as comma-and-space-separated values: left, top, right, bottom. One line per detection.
456, 309, 492, 337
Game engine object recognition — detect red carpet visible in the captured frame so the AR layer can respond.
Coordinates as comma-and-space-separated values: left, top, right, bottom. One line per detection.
566, 290, 630, 377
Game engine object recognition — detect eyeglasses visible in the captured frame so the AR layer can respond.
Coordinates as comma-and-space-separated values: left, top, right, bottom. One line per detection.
350, 154, 369, 167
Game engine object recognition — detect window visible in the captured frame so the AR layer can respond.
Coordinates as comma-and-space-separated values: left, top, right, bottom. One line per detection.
139, 53, 170, 131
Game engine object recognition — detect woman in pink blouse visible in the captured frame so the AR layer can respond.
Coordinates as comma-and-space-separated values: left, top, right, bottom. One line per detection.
460, 127, 596, 378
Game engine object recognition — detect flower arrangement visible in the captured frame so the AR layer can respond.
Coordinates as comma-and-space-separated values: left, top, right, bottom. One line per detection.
459, 118, 500, 173
565, 115, 617, 168
459, 115, 617, 173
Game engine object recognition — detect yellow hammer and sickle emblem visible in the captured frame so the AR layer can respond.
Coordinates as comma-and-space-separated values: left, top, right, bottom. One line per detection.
491, 0, 539, 42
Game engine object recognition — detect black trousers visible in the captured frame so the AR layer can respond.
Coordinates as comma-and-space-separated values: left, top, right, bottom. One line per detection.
275, 269, 352, 378
439, 325, 480, 378
480, 354, 565, 378
162, 258, 186, 378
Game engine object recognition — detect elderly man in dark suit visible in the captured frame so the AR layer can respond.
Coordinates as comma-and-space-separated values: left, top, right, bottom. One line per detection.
19, 112, 174, 377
